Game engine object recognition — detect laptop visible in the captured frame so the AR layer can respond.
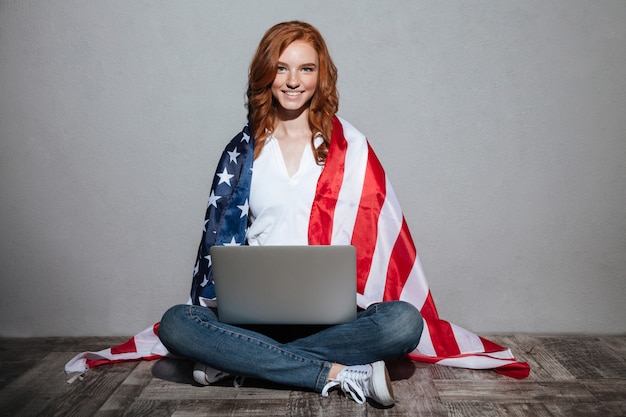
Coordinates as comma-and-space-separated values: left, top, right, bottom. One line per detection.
210, 245, 357, 325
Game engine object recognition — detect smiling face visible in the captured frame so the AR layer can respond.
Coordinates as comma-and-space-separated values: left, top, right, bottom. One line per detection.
271, 41, 319, 119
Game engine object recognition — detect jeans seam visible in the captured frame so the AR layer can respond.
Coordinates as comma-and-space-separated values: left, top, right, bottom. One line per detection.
187, 306, 326, 368
315, 361, 332, 392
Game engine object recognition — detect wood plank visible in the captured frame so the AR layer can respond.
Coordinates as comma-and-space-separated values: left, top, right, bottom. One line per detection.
445, 401, 499, 417
169, 396, 370, 417
0, 351, 73, 416
390, 373, 448, 416
171, 398, 292, 417
580, 379, 626, 402
492, 403, 553, 417
0, 351, 136, 417
2, 335, 626, 416
138, 378, 293, 401
539, 336, 626, 379
600, 335, 626, 360
119, 399, 180, 417
0, 339, 42, 389
434, 380, 595, 403
0, 336, 126, 389
285, 394, 369, 417
543, 401, 623, 417
597, 402, 626, 417
498, 334, 576, 381
94, 360, 155, 417
43, 360, 139, 417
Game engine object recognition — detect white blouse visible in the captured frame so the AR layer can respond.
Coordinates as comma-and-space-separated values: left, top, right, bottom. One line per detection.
247, 135, 324, 246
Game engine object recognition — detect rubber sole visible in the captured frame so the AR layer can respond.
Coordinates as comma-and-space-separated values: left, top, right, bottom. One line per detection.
370, 361, 395, 406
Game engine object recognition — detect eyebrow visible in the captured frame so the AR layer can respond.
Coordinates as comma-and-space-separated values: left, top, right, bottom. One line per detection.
277, 61, 318, 68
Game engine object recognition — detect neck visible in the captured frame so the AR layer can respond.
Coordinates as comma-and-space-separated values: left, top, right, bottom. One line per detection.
274, 108, 311, 138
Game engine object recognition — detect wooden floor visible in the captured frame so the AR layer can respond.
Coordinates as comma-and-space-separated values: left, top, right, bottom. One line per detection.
0, 334, 624, 416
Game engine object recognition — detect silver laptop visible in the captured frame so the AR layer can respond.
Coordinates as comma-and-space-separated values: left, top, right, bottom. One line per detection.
210, 245, 357, 325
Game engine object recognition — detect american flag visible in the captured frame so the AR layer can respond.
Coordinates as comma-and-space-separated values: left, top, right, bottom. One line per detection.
65, 117, 530, 380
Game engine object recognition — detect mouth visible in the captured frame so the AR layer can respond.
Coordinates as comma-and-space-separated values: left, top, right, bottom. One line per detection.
283, 91, 304, 97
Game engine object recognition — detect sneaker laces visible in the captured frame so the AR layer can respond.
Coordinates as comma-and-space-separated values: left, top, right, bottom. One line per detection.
321, 365, 371, 404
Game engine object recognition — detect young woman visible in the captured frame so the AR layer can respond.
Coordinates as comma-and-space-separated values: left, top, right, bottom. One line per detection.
158, 21, 424, 407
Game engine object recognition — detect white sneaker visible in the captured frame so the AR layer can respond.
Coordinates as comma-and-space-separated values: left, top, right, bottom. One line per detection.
321, 361, 394, 406
192, 362, 230, 385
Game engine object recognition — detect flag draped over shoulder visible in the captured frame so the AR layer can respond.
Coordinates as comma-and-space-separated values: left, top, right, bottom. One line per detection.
65, 117, 530, 380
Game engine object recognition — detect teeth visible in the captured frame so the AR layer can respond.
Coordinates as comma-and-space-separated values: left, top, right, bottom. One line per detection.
285, 92, 302, 96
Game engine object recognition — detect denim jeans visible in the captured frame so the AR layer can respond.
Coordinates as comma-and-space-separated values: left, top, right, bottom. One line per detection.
158, 300, 423, 393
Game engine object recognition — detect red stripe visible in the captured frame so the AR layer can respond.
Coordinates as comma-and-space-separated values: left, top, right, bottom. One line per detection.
406, 351, 530, 379
420, 292, 461, 357
351, 143, 386, 293
479, 336, 506, 353
494, 362, 531, 379
86, 355, 162, 369
428, 317, 460, 357
419, 289, 440, 321
383, 217, 417, 301
308, 117, 347, 245
110, 336, 137, 355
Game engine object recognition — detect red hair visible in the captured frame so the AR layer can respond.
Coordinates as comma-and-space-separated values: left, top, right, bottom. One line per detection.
247, 21, 339, 163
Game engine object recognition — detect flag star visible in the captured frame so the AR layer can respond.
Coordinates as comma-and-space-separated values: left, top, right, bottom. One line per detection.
201, 275, 209, 287
241, 132, 250, 143
203, 219, 209, 231
237, 199, 249, 218
224, 236, 241, 246
205, 254, 212, 267
194, 260, 199, 276
227, 148, 241, 163
216, 167, 234, 186
207, 190, 222, 208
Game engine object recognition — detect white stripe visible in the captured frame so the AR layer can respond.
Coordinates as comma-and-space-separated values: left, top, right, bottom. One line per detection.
435, 355, 519, 369
450, 322, 486, 354
361, 177, 403, 304
331, 118, 368, 245
399, 254, 429, 309
483, 349, 516, 360
135, 330, 170, 356
414, 318, 437, 357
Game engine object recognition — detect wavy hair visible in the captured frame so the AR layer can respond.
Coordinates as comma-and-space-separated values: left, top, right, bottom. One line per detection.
247, 21, 339, 163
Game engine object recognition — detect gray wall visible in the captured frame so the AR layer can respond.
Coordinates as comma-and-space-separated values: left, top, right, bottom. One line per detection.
1, 1, 625, 337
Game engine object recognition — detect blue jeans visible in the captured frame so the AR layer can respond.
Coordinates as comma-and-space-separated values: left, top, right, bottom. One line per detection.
159, 301, 423, 393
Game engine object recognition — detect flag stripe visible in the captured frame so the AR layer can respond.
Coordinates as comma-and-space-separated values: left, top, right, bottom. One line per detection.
110, 337, 137, 355
383, 217, 416, 302
361, 180, 401, 305
420, 293, 462, 357
351, 143, 386, 294
399, 256, 430, 314
308, 117, 347, 245
330, 123, 368, 246
480, 336, 506, 352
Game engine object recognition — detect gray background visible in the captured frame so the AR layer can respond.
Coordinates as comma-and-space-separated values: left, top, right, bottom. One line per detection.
1, 1, 624, 337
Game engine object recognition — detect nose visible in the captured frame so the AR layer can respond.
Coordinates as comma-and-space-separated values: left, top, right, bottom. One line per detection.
286, 72, 300, 88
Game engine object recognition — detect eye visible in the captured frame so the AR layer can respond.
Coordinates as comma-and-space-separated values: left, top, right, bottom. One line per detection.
302, 66, 315, 72
277, 66, 287, 73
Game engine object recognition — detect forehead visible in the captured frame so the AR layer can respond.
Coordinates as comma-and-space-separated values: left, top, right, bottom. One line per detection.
278, 41, 318, 63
